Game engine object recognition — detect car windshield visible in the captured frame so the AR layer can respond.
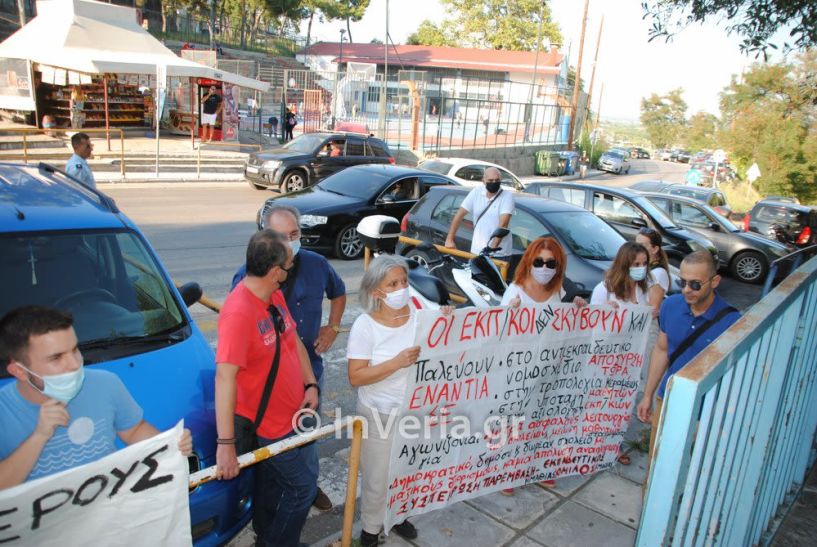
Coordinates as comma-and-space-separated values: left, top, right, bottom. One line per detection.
633, 196, 678, 229
419, 160, 453, 175
282, 133, 327, 153
545, 211, 625, 260
0, 230, 187, 370
317, 168, 390, 199
605, 151, 624, 159
670, 187, 706, 200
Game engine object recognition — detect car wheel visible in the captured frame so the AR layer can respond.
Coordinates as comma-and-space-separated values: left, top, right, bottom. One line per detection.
334, 224, 364, 260
730, 251, 767, 284
247, 179, 266, 190
406, 248, 432, 267
281, 171, 307, 193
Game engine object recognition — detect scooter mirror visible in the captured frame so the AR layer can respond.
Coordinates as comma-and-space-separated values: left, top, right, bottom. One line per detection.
489, 227, 510, 239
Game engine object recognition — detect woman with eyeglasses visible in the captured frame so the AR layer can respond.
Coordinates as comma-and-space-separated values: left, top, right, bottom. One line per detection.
635, 228, 670, 318
501, 237, 587, 309
347, 255, 452, 546
499, 237, 586, 496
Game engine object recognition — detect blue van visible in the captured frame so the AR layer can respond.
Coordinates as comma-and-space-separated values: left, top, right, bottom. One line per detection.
0, 163, 252, 545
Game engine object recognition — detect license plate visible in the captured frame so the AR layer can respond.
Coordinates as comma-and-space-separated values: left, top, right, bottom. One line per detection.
246, 165, 259, 174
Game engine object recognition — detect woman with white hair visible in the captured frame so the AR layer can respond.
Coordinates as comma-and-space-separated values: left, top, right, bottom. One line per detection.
347, 255, 449, 546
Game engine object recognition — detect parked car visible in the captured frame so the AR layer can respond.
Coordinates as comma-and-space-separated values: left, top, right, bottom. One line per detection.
658, 149, 674, 161
628, 180, 677, 193
244, 132, 394, 192
764, 195, 800, 204
598, 150, 630, 174
631, 148, 650, 159
671, 150, 692, 163
256, 164, 457, 259
523, 181, 719, 264
417, 158, 525, 191
743, 199, 817, 248
662, 186, 733, 218
0, 162, 252, 546
642, 192, 793, 284
398, 186, 629, 299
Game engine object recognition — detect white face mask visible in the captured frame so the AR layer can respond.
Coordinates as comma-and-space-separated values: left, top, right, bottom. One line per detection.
289, 239, 301, 256
21, 364, 85, 403
532, 266, 557, 285
381, 287, 410, 310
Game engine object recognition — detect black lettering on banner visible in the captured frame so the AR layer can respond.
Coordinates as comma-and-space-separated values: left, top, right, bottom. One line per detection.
72, 475, 109, 507
0, 507, 20, 543
31, 489, 72, 530
130, 445, 174, 493
109, 461, 140, 498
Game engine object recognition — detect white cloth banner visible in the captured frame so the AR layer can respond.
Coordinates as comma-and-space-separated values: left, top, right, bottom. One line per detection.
0, 421, 192, 546
384, 304, 651, 529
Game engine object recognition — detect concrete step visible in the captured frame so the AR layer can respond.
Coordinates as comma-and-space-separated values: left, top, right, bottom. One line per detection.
93, 163, 244, 173
0, 135, 67, 150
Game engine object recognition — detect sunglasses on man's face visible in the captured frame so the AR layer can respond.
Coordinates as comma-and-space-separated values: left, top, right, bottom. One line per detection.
533, 258, 558, 269
675, 277, 713, 291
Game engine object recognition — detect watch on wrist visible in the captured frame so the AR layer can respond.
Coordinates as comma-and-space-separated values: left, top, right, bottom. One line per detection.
329, 324, 341, 334
305, 383, 320, 395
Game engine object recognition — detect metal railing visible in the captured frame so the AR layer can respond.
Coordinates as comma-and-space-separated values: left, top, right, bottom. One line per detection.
762, 244, 817, 297
0, 127, 126, 176
638, 255, 817, 545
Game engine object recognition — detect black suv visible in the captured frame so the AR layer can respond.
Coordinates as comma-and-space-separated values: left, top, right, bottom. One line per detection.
743, 199, 817, 248
245, 132, 393, 193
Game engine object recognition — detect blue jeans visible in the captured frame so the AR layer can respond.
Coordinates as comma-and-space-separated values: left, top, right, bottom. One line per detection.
304, 373, 324, 480
253, 429, 318, 547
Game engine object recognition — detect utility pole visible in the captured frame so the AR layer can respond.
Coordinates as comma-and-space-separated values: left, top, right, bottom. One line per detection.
586, 16, 604, 118
524, 2, 545, 142
16, 0, 26, 27
567, 0, 589, 151
590, 82, 603, 163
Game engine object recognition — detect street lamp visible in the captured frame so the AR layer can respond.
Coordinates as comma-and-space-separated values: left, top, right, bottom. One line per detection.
332, 29, 347, 129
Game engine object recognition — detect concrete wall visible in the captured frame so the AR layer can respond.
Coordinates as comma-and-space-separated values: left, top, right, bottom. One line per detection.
430, 144, 563, 176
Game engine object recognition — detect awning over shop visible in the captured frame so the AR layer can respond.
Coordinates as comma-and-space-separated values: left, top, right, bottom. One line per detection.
0, 0, 269, 92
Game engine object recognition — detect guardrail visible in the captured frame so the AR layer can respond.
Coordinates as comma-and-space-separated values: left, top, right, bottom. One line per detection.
762, 244, 817, 297
638, 255, 817, 545
196, 140, 260, 179
1, 127, 126, 177
190, 416, 364, 547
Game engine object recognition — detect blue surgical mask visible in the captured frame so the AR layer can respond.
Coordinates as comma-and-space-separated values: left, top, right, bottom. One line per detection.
289, 239, 301, 256
21, 364, 85, 403
629, 266, 647, 282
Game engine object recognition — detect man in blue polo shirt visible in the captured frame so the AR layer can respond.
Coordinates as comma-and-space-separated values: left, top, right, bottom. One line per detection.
637, 250, 740, 493
231, 203, 346, 511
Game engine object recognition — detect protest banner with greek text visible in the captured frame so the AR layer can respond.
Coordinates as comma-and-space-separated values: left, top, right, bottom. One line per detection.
0, 421, 191, 546
384, 303, 651, 529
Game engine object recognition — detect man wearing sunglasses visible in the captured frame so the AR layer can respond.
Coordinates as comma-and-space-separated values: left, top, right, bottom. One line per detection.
637, 251, 740, 494
444, 166, 515, 260
215, 230, 320, 547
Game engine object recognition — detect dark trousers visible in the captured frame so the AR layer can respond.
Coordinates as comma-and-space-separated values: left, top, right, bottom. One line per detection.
253, 429, 318, 547
285, 126, 294, 140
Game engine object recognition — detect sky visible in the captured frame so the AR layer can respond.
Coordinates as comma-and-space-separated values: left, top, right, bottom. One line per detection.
299, 0, 769, 122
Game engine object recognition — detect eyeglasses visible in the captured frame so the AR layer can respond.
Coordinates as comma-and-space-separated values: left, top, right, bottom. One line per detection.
281, 262, 294, 273
533, 258, 558, 269
675, 277, 714, 291
267, 305, 287, 334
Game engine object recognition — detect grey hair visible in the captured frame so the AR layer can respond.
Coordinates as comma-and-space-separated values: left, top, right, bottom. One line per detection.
261, 203, 301, 228
359, 255, 409, 313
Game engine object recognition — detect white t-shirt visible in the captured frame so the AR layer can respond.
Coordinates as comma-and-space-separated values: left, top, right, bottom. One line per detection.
590, 282, 648, 306
501, 282, 565, 307
461, 186, 515, 256
649, 266, 670, 292
347, 311, 417, 414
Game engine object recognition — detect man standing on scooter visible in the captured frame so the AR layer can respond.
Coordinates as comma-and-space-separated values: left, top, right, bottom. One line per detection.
444, 167, 515, 261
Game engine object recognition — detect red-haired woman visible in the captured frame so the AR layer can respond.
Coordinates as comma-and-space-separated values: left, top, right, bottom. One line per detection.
500, 236, 587, 308
499, 237, 586, 495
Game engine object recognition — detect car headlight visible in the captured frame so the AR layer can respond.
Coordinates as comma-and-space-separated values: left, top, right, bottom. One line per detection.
687, 239, 706, 253
300, 215, 328, 228
263, 160, 282, 169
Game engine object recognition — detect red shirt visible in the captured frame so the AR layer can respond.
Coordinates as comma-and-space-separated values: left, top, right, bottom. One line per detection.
216, 283, 305, 439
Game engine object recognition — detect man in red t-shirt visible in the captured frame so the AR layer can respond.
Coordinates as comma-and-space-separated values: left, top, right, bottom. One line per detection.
214, 229, 319, 547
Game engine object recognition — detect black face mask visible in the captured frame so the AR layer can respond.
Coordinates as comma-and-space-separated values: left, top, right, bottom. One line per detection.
485, 181, 501, 193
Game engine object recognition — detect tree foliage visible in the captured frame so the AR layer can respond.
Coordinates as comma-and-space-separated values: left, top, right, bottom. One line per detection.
641, 0, 817, 57
639, 88, 688, 149
718, 51, 817, 201
685, 111, 719, 151
407, 0, 562, 51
